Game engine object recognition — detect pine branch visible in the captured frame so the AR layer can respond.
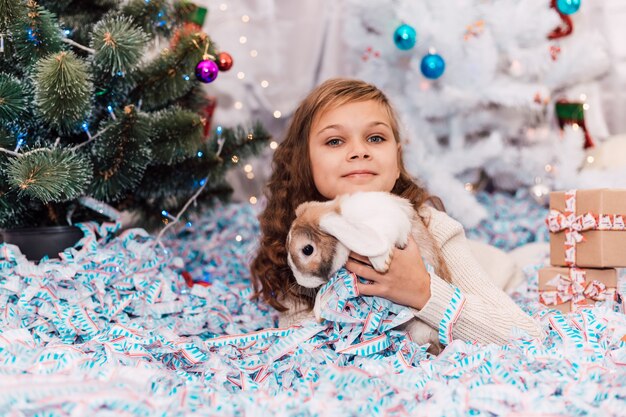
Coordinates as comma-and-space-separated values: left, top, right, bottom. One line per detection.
149, 106, 204, 164
6, 147, 92, 203
152, 122, 271, 246
10, 2, 64, 66
122, 0, 172, 39
89, 105, 152, 201
34, 50, 93, 133
62, 37, 95, 54
91, 15, 148, 75
132, 31, 216, 110
0, 73, 27, 123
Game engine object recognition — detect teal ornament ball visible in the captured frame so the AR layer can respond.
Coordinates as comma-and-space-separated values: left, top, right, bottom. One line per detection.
556, 0, 581, 15
393, 24, 417, 50
420, 53, 445, 79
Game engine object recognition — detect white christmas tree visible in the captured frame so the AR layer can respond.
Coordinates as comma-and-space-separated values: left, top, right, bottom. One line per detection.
342, 0, 611, 226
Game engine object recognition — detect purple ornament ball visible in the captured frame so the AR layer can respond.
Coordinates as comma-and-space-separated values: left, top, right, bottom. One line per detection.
195, 59, 219, 83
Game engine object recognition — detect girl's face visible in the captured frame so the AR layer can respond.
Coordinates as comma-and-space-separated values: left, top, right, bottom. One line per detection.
308, 100, 401, 200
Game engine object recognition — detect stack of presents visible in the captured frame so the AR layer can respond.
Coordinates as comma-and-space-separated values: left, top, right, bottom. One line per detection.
539, 189, 625, 313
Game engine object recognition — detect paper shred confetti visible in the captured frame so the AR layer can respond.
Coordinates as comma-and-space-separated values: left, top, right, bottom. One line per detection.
0, 200, 625, 416
467, 190, 549, 251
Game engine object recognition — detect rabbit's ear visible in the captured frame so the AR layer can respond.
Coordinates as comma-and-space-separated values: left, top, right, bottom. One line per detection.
295, 200, 328, 218
319, 212, 387, 257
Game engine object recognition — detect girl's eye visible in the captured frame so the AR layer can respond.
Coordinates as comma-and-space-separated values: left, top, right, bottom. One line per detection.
368, 135, 385, 143
326, 138, 343, 146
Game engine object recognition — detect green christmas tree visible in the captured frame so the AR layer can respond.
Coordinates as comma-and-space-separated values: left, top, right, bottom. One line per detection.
0, 0, 269, 230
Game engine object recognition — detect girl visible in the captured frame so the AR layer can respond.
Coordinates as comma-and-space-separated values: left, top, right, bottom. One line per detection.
250, 78, 544, 345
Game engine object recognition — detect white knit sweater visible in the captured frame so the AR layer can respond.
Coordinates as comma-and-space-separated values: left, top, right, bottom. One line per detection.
278, 206, 545, 345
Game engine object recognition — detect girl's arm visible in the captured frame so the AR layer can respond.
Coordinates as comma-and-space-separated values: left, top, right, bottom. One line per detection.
410, 207, 544, 345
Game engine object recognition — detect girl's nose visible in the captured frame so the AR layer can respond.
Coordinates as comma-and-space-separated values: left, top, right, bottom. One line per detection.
348, 142, 371, 160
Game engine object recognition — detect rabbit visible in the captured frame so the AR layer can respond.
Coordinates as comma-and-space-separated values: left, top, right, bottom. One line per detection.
286, 191, 450, 352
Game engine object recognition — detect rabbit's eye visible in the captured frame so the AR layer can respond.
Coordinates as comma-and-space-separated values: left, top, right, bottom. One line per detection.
302, 245, 314, 256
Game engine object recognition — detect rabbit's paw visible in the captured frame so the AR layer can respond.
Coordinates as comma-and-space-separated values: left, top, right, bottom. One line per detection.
370, 250, 393, 273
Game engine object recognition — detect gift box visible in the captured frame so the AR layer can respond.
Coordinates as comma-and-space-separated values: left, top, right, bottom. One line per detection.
538, 266, 618, 313
547, 189, 626, 267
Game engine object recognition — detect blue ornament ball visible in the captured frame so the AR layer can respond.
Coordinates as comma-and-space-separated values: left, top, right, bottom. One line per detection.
195, 59, 219, 83
556, 0, 581, 15
393, 24, 417, 50
420, 53, 445, 79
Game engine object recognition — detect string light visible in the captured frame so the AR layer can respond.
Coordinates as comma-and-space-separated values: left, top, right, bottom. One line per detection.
273, 111, 282, 118
244, 164, 253, 173
247, 133, 254, 140
246, 172, 255, 179
219, 3, 227, 11
231, 155, 239, 163
249, 196, 258, 204
237, 72, 245, 79
242, 15, 250, 23
235, 235, 242, 242
107, 105, 117, 120
587, 156, 595, 164
82, 122, 92, 140
250, 50, 258, 57
239, 36, 247, 44
544, 164, 553, 172
197, 151, 203, 157
580, 94, 587, 101
261, 80, 269, 88
583, 104, 590, 110
464, 183, 474, 192
269, 141, 278, 149
234, 101, 243, 109
161, 210, 176, 221
14, 134, 26, 152
216, 126, 225, 156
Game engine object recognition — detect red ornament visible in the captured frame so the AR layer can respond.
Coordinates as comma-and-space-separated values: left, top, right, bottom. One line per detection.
217, 52, 233, 71
548, 0, 574, 40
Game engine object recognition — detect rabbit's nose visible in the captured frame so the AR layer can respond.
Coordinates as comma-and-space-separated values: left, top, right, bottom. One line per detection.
302, 245, 314, 256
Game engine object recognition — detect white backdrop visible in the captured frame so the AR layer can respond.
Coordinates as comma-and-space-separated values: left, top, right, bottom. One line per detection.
196, 0, 626, 204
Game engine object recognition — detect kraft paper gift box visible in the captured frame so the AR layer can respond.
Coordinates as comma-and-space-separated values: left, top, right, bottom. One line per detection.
538, 266, 618, 313
547, 189, 626, 268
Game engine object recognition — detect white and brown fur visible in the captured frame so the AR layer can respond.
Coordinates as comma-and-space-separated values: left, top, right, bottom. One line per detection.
286, 191, 451, 352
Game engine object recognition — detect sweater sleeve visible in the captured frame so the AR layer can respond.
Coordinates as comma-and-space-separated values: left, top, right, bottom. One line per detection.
411, 207, 545, 345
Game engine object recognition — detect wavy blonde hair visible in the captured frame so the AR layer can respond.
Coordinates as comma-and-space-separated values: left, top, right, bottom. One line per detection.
250, 78, 442, 312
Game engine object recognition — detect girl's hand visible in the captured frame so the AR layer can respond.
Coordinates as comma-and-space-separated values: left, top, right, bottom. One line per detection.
345, 236, 432, 310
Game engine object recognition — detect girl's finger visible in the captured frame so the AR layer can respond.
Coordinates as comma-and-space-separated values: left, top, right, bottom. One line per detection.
348, 253, 371, 266
346, 259, 380, 281
356, 281, 377, 297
